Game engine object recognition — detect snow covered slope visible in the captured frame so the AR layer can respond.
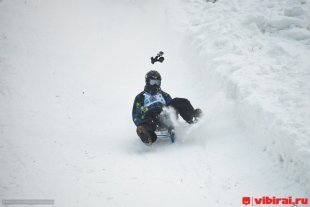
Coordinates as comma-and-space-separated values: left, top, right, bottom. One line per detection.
0, 0, 309, 206
165, 0, 310, 190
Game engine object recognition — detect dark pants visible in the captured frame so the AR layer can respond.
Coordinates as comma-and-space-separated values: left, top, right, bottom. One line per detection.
137, 98, 195, 143
168, 98, 195, 123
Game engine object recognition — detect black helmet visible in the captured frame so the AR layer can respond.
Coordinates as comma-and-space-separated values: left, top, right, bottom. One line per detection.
145, 70, 161, 84
144, 70, 161, 94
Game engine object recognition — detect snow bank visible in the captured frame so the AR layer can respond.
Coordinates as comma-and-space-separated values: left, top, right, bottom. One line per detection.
166, 0, 310, 190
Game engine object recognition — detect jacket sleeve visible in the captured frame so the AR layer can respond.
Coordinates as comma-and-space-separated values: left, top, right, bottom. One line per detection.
132, 94, 144, 126
162, 91, 172, 105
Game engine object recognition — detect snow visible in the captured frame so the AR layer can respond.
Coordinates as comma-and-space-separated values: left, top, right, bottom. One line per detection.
0, 0, 309, 206
166, 0, 310, 190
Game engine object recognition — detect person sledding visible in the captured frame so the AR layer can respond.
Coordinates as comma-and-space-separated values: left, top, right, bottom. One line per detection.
132, 70, 202, 145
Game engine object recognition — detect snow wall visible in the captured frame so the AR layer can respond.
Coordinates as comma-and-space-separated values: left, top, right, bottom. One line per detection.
166, 0, 310, 190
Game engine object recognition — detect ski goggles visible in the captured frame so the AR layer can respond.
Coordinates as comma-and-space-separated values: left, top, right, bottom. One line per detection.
149, 79, 161, 85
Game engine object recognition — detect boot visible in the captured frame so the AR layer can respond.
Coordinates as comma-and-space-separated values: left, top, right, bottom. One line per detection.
191, 108, 203, 124
136, 125, 157, 145
194, 108, 203, 118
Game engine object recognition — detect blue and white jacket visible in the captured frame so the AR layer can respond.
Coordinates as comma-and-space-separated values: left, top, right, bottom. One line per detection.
132, 89, 172, 126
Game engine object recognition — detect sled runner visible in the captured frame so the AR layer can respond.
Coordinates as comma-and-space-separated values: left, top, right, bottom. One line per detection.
155, 127, 175, 143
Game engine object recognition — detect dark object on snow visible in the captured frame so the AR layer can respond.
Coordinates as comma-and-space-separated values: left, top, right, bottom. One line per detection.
151, 51, 164, 64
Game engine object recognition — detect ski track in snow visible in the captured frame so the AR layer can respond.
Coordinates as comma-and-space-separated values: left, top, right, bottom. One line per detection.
0, 0, 309, 206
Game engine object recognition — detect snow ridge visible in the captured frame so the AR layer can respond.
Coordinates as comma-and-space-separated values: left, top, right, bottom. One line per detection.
166, 0, 310, 190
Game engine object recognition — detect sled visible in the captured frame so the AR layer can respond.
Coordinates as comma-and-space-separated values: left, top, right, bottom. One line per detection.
155, 127, 175, 143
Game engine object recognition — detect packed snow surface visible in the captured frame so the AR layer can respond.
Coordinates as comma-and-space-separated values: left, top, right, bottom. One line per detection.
0, 0, 309, 206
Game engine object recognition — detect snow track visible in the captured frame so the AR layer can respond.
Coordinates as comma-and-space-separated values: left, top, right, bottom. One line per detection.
0, 0, 308, 206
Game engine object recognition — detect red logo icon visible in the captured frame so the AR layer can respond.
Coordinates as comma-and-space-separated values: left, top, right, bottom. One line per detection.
242, 197, 251, 205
